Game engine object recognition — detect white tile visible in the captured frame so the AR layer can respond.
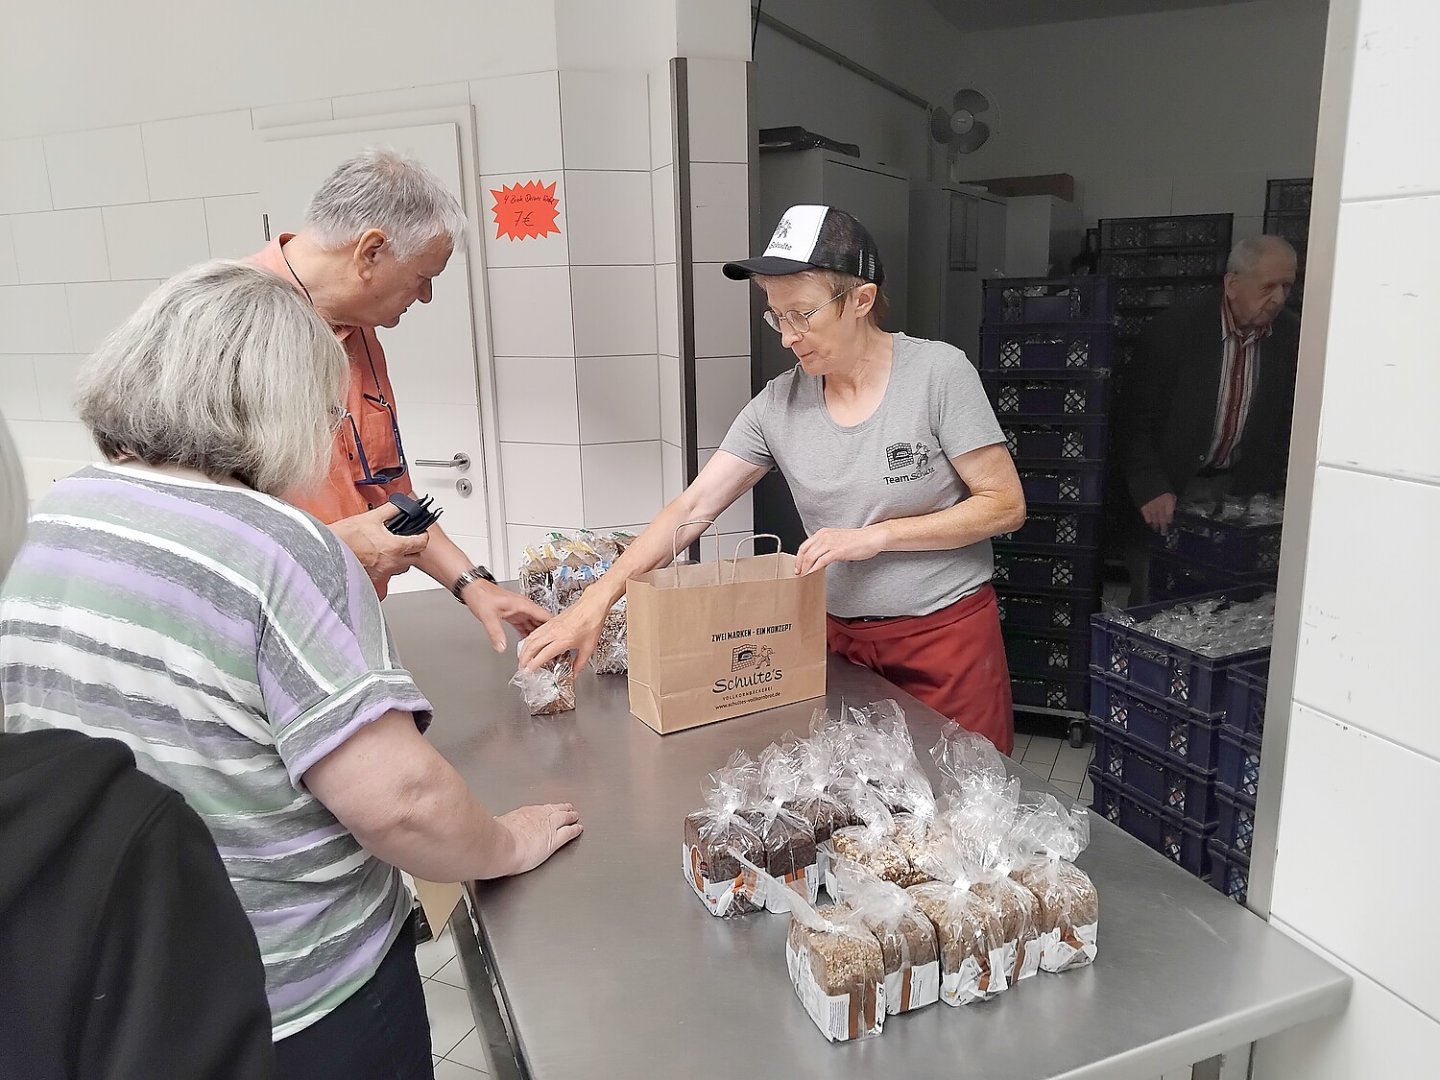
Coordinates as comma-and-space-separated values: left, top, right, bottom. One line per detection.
472, 71, 564, 175
480, 172, 568, 269
560, 71, 651, 172
1271, 705, 1440, 1023
0, 356, 41, 420
493, 355, 579, 444
444, 1029, 490, 1073
501, 441, 584, 525
414, 926, 456, 978
10, 210, 109, 284
1050, 779, 1082, 800
251, 99, 333, 130
1254, 919, 1440, 1080
691, 262, 750, 357
431, 955, 468, 990
433, 1059, 486, 1078
0, 139, 53, 214
141, 111, 259, 201
0, 285, 73, 353
1293, 468, 1440, 757
0, 219, 16, 285
1049, 742, 1094, 784
570, 265, 656, 356
32, 355, 86, 422
577, 354, 660, 443
581, 441, 663, 527
662, 440, 684, 502
658, 353, 682, 446
66, 280, 160, 352
694, 355, 750, 449
649, 65, 674, 170
485, 267, 574, 356
43, 127, 149, 209
689, 163, 748, 264
655, 261, 680, 357
564, 171, 653, 266
1083, 176, 1174, 223
420, 978, 475, 1059
1168, 170, 1267, 217
103, 200, 210, 281
1318, 196, 1440, 483
1078, 774, 1095, 805
1020, 735, 1063, 771
1341, 3, 1440, 200
685, 59, 749, 165
4, 419, 95, 462
331, 82, 469, 120
651, 166, 677, 265
204, 195, 265, 259
694, 447, 754, 535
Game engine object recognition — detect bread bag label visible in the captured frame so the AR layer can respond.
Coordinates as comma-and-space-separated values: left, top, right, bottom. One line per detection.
885, 960, 940, 1014
785, 938, 886, 1041
761, 861, 820, 914
1040, 920, 1098, 972
682, 842, 757, 917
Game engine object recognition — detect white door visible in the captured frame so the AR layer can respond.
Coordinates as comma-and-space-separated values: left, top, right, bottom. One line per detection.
259, 123, 490, 592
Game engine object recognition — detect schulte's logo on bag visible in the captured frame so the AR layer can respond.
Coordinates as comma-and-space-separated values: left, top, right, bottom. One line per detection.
731, 644, 776, 671
884, 440, 935, 485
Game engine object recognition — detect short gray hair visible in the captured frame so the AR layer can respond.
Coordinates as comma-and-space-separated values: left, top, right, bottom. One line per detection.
1228, 234, 1297, 275
0, 412, 27, 582
304, 148, 467, 261
76, 261, 347, 497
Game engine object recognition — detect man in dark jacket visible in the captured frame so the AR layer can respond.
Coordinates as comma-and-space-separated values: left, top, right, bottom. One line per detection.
1117, 235, 1300, 602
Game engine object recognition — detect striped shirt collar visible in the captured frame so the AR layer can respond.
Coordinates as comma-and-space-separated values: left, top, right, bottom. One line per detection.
1220, 296, 1273, 347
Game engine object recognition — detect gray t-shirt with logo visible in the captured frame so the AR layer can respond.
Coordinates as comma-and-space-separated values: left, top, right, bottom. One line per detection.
720, 333, 1007, 619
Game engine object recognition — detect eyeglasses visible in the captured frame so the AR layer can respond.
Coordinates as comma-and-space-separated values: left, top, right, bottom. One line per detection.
761, 286, 856, 335
342, 392, 408, 486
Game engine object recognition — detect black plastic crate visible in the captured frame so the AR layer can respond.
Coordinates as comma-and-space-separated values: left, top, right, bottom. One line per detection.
1216, 726, 1263, 801
1207, 840, 1250, 904
1088, 671, 1225, 771
1010, 670, 1089, 713
1003, 418, 1109, 462
1098, 251, 1227, 279
1017, 462, 1106, 506
1099, 214, 1233, 252
985, 371, 1112, 419
1265, 213, 1310, 244
1148, 550, 1276, 602
1159, 510, 1284, 575
1222, 659, 1269, 740
1114, 312, 1157, 341
1090, 724, 1216, 826
979, 327, 1113, 374
1266, 178, 1313, 213
983, 276, 1113, 326
1090, 770, 1215, 877
996, 508, 1104, 549
1215, 787, 1257, 857
993, 546, 1104, 592
1002, 628, 1091, 674
996, 588, 1095, 632
1114, 281, 1218, 311
1089, 587, 1274, 714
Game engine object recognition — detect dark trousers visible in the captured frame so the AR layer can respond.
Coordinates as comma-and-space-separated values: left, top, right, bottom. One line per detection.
275, 925, 433, 1080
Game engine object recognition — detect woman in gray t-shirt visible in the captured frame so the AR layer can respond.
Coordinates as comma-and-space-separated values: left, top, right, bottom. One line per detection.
521, 206, 1025, 754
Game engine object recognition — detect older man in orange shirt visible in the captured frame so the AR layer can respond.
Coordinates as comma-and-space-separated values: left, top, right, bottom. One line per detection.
251, 149, 547, 650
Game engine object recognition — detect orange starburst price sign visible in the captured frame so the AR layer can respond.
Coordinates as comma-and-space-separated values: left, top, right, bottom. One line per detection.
490, 179, 561, 241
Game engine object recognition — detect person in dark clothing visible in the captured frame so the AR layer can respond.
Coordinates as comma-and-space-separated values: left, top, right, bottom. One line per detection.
1116, 235, 1300, 603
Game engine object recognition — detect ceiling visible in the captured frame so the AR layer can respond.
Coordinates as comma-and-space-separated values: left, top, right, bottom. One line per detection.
924, 0, 1287, 33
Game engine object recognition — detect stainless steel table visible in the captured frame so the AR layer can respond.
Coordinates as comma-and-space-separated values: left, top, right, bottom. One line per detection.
388, 592, 1348, 1080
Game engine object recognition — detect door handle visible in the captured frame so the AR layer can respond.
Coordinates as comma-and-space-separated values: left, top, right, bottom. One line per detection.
415, 453, 471, 471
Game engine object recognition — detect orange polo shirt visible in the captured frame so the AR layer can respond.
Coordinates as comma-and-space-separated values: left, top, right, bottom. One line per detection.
249, 236, 414, 595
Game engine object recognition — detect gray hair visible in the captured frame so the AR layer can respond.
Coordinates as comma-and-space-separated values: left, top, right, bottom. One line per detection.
1227, 234, 1297, 275
76, 261, 347, 497
0, 412, 26, 581
304, 148, 467, 261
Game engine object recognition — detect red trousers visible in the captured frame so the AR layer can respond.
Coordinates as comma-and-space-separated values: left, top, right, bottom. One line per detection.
826, 584, 1014, 757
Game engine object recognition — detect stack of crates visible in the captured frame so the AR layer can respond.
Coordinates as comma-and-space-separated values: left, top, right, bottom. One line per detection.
1086, 586, 1272, 884
979, 277, 1115, 740
1209, 658, 1269, 904
1265, 177, 1312, 310
1147, 510, 1283, 601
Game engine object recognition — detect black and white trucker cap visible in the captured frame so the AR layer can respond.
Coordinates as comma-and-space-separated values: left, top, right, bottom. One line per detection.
722, 204, 885, 286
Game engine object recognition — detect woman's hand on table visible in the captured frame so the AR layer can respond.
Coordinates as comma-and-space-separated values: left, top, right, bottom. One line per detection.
518, 592, 606, 672
498, 803, 583, 874
795, 525, 887, 576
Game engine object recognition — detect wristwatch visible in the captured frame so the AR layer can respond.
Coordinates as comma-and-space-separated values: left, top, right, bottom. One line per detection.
451, 564, 496, 602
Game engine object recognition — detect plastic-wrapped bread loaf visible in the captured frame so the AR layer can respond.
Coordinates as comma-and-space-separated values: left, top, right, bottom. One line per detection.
741, 744, 819, 912
509, 641, 576, 715
828, 860, 940, 1014
682, 755, 765, 917
1011, 794, 1099, 972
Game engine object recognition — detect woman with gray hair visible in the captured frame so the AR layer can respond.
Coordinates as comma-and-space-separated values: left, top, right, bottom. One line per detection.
0, 261, 581, 1080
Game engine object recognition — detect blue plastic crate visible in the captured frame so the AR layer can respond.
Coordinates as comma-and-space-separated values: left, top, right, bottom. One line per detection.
1017, 462, 1106, 506
1216, 726, 1263, 801
996, 588, 1095, 633
1090, 725, 1216, 826
996, 508, 1104, 549
1088, 587, 1274, 714
1002, 418, 1109, 462
980, 327, 1114, 374
1160, 511, 1283, 575
1010, 670, 1089, 713
1207, 841, 1250, 904
1090, 770, 1215, 877
1088, 672, 1224, 771
983, 276, 1113, 327
1215, 787, 1257, 856
1147, 550, 1276, 602
985, 373, 1111, 419
993, 546, 1104, 592
1222, 658, 1269, 740
1002, 628, 1091, 675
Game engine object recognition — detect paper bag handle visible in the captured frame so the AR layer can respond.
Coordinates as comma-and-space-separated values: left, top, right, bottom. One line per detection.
672, 519, 716, 563
725, 533, 784, 583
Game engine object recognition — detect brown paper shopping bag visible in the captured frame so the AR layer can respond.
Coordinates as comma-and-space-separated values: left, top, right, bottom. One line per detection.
627, 530, 827, 734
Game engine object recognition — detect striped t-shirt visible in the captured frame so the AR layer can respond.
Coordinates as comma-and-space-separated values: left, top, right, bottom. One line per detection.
0, 463, 434, 1039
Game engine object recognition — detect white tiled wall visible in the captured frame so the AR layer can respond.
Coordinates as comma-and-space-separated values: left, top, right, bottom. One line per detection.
1258, 0, 1440, 1073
